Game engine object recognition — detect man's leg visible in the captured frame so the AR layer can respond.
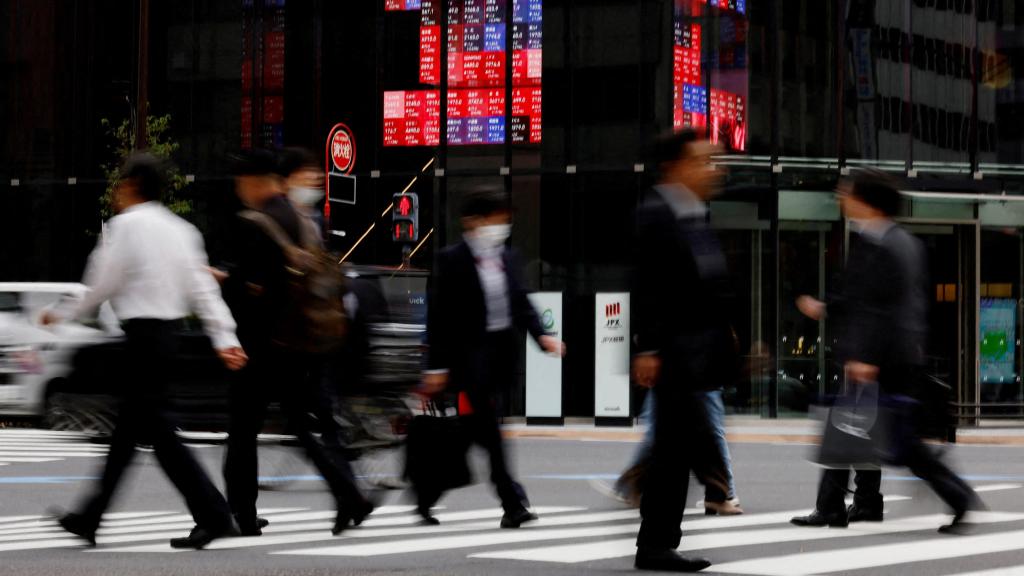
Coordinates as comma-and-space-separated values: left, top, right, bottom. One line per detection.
816, 468, 853, 514
278, 351, 370, 529
131, 320, 234, 532
904, 438, 977, 515
469, 409, 529, 514
74, 399, 142, 533
851, 469, 884, 516
636, 388, 689, 550
792, 468, 853, 527
693, 390, 735, 505
224, 360, 269, 527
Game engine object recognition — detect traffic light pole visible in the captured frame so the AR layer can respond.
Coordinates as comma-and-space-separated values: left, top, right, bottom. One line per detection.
401, 244, 412, 268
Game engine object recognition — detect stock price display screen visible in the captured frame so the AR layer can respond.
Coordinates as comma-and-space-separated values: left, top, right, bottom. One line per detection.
384, 0, 542, 147
673, 0, 748, 151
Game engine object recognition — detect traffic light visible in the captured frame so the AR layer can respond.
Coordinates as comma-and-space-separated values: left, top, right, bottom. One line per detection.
391, 192, 419, 243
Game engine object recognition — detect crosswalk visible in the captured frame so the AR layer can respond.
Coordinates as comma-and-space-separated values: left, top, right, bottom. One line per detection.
0, 429, 108, 466
2, 487, 1024, 574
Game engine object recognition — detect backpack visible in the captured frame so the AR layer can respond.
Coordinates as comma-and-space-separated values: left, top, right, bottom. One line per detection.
240, 210, 348, 354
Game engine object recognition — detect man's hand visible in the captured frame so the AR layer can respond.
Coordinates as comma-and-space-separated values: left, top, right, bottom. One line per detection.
208, 266, 229, 284
39, 311, 61, 327
632, 354, 661, 388
796, 295, 826, 321
845, 361, 879, 384
217, 347, 248, 371
421, 372, 449, 396
540, 335, 567, 357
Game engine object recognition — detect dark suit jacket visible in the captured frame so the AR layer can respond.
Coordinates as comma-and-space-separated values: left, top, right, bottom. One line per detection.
222, 195, 303, 354
632, 188, 738, 392
425, 241, 546, 397
829, 224, 928, 390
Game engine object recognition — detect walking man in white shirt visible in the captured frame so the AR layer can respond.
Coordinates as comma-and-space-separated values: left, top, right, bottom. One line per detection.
42, 153, 247, 550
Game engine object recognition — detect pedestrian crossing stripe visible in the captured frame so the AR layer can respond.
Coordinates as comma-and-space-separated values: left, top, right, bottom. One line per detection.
94, 506, 585, 553
712, 525, 1024, 575
469, 512, 1024, 564
0, 487, 1022, 575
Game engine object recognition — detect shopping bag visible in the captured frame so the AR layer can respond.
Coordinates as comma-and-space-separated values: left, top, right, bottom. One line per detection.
404, 402, 473, 493
816, 382, 881, 468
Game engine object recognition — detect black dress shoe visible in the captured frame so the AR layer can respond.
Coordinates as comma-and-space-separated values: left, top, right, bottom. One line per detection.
51, 510, 97, 547
790, 510, 849, 528
237, 516, 270, 536
332, 500, 375, 535
635, 548, 712, 572
847, 505, 883, 523
500, 508, 539, 529
939, 510, 972, 535
418, 507, 441, 526
169, 523, 240, 550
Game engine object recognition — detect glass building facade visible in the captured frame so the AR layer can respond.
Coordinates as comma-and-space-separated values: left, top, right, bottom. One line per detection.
3, 0, 1024, 422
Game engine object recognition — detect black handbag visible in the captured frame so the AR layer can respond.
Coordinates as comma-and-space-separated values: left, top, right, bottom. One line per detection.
404, 400, 473, 494
817, 382, 918, 468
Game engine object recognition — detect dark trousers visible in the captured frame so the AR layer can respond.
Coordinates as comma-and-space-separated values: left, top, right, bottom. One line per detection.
78, 320, 232, 532
224, 346, 366, 524
637, 385, 700, 550
418, 330, 528, 514
816, 469, 882, 514
816, 437, 976, 515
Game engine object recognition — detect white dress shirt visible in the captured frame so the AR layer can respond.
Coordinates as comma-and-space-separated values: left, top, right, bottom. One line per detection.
465, 238, 512, 333
66, 202, 240, 350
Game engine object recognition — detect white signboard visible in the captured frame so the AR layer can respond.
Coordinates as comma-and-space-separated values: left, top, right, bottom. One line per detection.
526, 292, 563, 418
594, 293, 631, 418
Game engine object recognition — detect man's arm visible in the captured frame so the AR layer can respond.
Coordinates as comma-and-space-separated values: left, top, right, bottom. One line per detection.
185, 227, 246, 371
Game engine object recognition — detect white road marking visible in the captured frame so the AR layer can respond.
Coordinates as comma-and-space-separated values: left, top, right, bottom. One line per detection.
712, 519, 1024, 575
470, 512, 1024, 564
92, 507, 586, 553
974, 484, 1024, 493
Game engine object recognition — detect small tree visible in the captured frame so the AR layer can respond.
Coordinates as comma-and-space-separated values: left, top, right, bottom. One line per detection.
99, 112, 192, 220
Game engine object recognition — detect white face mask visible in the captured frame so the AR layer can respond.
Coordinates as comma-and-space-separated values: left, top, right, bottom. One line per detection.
288, 186, 324, 208
468, 223, 511, 251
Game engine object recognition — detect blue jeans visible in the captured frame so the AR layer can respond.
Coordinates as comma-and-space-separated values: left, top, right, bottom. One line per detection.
622, 389, 736, 501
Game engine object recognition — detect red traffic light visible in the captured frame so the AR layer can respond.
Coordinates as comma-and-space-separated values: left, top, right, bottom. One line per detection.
398, 196, 412, 216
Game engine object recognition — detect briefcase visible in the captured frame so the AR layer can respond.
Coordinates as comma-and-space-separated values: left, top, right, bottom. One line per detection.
405, 404, 473, 493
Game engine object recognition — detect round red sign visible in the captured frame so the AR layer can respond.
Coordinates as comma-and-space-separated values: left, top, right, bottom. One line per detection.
328, 124, 355, 175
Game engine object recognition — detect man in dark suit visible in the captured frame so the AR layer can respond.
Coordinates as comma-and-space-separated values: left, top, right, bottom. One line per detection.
218, 149, 373, 537
631, 130, 736, 573
791, 169, 981, 533
421, 186, 565, 528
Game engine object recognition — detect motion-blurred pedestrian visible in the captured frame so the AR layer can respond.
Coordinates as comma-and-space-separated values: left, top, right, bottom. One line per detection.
278, 147, 326, 239
790, 169, 982, 533
43, 152, 246, 550
420, 186, 565, 528
630, 130, 741, 572
218, 149, 373, 537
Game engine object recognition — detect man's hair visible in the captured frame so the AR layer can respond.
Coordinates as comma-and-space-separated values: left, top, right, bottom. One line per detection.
846, 168, 902, 217
278, 147, 319, 178
652, 129, 699, 170
231, 148, 279, 177
119, 152, 168, 202
460, 185, 509, 219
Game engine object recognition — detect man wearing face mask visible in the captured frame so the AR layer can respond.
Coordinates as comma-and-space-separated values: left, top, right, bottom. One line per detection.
279, 147, 326, 240
421, 186, 565, 528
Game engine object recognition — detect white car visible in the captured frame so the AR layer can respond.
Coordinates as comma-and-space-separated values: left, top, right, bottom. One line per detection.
0, 283, 121, 424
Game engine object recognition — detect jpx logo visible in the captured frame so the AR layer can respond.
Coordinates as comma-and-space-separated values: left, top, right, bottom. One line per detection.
605, 302, 622, 329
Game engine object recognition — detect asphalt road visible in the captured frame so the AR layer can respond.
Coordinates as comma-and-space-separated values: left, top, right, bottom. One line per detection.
2, 428, 1024, 576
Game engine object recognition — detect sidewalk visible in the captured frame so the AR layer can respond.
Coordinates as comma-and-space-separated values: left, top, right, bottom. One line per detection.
502, 416, 1024, 446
